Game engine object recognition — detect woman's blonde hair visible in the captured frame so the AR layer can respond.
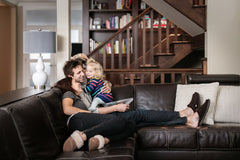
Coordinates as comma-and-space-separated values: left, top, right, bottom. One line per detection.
86, 58, 104, 79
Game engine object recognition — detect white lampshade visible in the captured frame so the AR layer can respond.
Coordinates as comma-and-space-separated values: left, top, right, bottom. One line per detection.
23, 30, 56, 53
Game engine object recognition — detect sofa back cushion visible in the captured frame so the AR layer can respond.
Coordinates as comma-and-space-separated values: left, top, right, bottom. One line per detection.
134, 84, 176, 111
38, 87, 68, 147
214, 86, 240, 123
6, 95, 60, 159
0, 109, 27, 159
112, 84, 134, 109
174, 82, 219, 125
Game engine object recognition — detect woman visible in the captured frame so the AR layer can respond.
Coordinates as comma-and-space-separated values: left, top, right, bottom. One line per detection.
54, 59, 210, 152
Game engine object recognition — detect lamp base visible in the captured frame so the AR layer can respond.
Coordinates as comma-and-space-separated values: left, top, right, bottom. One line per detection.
32, 54, 48, 89
34, 85, 46, 89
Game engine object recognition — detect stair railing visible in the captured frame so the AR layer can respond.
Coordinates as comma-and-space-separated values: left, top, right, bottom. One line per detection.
87, 7, 206, 86
104, 67, 205, 86
192, 0, 206, 7
88, 7, 186, 70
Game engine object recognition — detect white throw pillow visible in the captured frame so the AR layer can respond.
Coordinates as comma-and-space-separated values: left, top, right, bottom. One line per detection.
214, 86, 240, 123
174, 82, 219, 125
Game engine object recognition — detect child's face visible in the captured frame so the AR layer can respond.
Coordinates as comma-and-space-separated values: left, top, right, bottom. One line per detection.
86, 65, 96, 79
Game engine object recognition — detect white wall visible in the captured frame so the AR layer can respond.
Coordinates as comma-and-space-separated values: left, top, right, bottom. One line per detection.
207, 0, 240, 74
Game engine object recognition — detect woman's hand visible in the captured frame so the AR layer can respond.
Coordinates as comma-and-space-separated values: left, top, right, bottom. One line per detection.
80, 54, 88, 61
115, 103, 130, 112
72, 53, 88, 61
98, 103, 129, 114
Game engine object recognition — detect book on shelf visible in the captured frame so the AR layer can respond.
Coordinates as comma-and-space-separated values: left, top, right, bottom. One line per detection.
124, 39, 127, 53
106, 43, 112, 54
140, 0, 147, 9
111, 16, 115, 29
116, 0, 132, 9
128, 0, 132, 9
125, 0, 129, 9
115, 16, 119, 29
138, 16, 170, 29
89, 39, 104, 54
114, 40, 119, 54
121, 39, 128, 53
106, 20, 110, 29
121, 37, 133, 54
89, 17, 93, 29
89, 38, 101, 52
89, 38, 132, 54
120, 13, 132, 28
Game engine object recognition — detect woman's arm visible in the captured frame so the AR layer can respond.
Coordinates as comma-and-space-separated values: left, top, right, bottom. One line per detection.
98, 103, 129, 114
62, 98, 90, 115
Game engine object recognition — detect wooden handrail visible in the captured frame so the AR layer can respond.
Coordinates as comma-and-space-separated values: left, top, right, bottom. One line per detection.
88, 7, 152, 57
104, 68, 203, 72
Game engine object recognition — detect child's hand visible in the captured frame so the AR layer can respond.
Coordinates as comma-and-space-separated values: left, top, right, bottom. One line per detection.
115, 103, 129, 112
101, 81, 112, 93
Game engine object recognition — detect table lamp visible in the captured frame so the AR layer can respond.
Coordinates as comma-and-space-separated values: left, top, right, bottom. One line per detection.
23, 30, 56, 89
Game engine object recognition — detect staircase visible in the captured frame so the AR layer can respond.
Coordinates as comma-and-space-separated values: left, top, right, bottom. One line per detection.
87, 0, 207, 86
163, 0, 206, 30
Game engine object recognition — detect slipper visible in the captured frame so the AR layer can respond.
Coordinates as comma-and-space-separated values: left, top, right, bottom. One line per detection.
196, 99, 210, 126
187, 92, 200, 112
88, 135, 105, 151
63, 130, 85, 152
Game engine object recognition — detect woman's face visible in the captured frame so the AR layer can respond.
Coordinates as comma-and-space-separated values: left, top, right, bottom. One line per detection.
86, 65, 96, 79
71, 65, 85, 83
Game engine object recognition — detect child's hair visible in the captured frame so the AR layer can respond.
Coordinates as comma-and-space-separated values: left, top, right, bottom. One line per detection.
86, 58, 104, 79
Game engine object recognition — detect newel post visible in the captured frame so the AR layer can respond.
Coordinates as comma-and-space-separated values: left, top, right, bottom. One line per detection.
201, 58, 207, 75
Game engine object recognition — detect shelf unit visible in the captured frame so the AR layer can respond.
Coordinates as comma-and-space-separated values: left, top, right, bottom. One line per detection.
83, 0, 143, 55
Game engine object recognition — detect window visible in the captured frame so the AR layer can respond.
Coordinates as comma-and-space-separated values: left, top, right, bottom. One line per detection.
21, 1, 82, 87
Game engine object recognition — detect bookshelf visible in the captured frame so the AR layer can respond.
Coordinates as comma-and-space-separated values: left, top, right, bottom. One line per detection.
83, 0, 144, 55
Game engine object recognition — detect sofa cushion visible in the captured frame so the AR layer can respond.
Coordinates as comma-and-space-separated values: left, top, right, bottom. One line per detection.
174, 82, 219, 125
214, 86, 240, 123
134, 84, 176, 111
137, 126, 197, 149
112, 84, 134, 109
38, 88, 68, 147
198, 123, 240, 149
6, 95, 60, 159
0, 109, 27, 160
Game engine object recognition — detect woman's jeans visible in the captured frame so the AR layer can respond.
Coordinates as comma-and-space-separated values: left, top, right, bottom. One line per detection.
111, 109, 187, 127
68, 113, 136, 143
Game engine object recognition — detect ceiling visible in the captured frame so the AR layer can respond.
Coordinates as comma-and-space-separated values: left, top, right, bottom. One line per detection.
3, 0, 81, 5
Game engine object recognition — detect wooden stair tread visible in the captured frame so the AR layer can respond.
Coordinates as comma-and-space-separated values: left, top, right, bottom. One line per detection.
193, 5, 207, 8
154, 53, 175, 56
139, 64, 158, 68
172, 41, 191, 44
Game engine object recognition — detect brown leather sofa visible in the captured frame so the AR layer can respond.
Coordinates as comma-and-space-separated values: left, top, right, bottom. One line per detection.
0, 74, 239, 160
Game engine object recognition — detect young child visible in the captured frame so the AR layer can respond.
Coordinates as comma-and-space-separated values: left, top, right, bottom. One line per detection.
84, 58, 113, 112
